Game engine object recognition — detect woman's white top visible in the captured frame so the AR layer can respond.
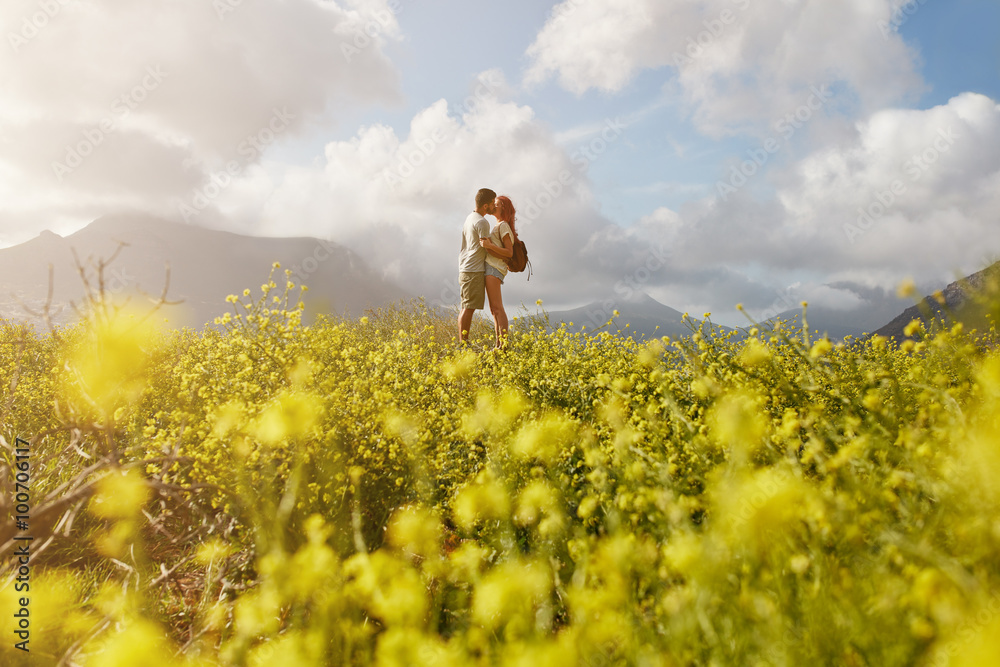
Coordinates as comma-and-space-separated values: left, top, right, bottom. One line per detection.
485, 222, 514, 277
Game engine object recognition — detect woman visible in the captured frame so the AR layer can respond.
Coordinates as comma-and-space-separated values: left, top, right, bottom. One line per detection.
479, 195, 516, 349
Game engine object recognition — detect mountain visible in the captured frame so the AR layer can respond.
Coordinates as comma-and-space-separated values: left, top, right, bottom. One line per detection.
873, 262, 1000, 341
540, 292, 734, 340
767, 306, 901, 342
758, 282, 911, 342
0, 214, 411, 328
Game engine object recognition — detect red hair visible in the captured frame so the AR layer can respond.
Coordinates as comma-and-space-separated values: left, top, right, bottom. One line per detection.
495, 196, 516, 234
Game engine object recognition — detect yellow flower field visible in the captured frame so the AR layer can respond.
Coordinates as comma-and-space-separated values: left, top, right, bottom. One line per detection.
2, 268, 1000, 666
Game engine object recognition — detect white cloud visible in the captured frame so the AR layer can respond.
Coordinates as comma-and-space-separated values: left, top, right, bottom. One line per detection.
525, 0, 924, 137
794, 283, 864, 311
0, 0, 402, 243
202, 76, 682, 309
552, 93, 1000, 319
778, 92, 1000, 274
178, 84, 1000, 332
4, 0, 990, 326
216, 89, 1000, 321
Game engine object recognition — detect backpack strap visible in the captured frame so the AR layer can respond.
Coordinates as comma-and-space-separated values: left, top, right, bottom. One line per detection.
514, 226, 531, 281
507, 223, 530, 280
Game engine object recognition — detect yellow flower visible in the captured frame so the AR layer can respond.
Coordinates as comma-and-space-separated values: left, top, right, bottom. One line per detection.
388, 506, 442, 560
706, 391, 767, 457
510, 413, 577, 463
904, 319, 923, 337
809, 339, 833, 359
471, 560, 551, 631
897, 278, 916, 299
195, 539, 233, 566
67, 309, 160, 416
453, 475, 510, 531
251, 391, 324, 446
739, 338, 771, 366
90, 469, 150, 520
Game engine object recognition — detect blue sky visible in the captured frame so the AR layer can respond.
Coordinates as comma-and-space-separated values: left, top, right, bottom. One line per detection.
909, 0, 1000, 104
2, 0, 999, 325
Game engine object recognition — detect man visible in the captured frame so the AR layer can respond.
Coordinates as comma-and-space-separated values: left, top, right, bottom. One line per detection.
458, 188, 496, 343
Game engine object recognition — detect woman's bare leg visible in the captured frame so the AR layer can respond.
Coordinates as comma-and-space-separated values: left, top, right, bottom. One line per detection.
485, 275, 508, 348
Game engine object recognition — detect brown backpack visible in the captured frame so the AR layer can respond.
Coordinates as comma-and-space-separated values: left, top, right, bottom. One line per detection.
505, 230, 532, 280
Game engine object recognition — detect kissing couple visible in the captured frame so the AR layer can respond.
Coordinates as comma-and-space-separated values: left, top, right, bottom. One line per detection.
458, 188, 518, 350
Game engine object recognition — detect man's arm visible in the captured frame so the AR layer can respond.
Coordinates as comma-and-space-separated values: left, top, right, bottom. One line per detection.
476, 219, 491, 241
480, 226, 514, 259
481, 237, 513, 260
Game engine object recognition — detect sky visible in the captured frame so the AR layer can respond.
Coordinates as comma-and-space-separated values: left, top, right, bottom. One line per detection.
1, 0, 998, 326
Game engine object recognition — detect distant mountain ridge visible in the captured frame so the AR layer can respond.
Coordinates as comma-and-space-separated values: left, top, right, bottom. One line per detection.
0, 215, 411, 328
541, 292, 732, 340
765, 282, 912, 342
6, 215, 993, 343
873, 262, 1000, 341
540, 267, 998, 344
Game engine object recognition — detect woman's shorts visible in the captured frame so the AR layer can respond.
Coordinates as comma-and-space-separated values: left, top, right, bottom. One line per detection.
485, 264, 505, 284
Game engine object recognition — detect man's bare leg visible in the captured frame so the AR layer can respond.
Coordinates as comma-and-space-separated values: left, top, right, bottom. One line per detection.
459, 308, 475, 343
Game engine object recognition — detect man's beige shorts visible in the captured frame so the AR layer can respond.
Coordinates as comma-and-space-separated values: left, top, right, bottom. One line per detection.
460, 271, 485, 310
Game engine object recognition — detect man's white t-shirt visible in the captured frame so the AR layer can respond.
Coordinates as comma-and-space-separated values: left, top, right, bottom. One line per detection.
459, 212, 491, 273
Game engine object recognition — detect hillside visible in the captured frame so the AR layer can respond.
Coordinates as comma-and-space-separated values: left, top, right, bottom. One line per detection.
765, 282, 911, 342
541, 292, 731, 340
873, 262, 1000, 341
0, 215, 411, 328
